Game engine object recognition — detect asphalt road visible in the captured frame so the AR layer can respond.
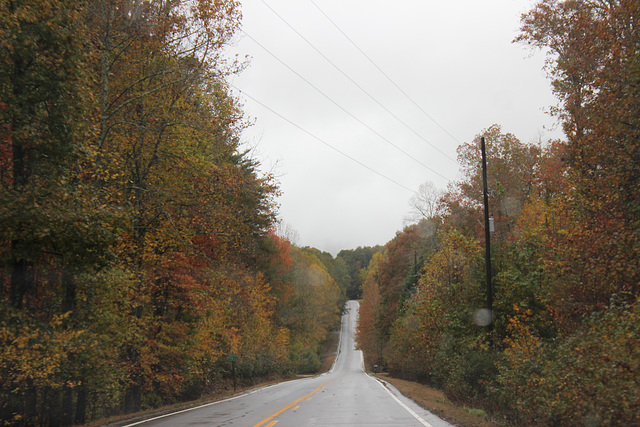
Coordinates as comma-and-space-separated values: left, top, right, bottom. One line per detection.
125, 300, 453, 427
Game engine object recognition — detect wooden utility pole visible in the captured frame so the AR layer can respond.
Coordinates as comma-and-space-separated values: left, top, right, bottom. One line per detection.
480, 136, 493, 330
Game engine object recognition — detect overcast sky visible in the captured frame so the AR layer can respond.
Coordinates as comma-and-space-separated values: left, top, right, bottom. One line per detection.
226, 0, 562, 256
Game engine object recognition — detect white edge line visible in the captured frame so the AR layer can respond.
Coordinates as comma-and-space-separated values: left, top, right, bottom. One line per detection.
352, 300, 433, 427
121, 381, 284, 426
353, 300, 432, 427
325, 302, 346, 375
367, 373, 434, 427
123, 303, 354, 425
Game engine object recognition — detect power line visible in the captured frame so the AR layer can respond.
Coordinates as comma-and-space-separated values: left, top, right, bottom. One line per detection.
241, 30, 451, 181
309, 0, 463, 146
232, 84, 419, 195
258, 0, 457, 164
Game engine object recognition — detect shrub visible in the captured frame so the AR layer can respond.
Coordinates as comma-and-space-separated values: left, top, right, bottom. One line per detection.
497, 298, 640, 425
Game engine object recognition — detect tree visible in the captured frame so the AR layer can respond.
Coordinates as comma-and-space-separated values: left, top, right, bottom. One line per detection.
355, 222, 439, 370
356, 252, 384, 369
0, 0, 287, 423
518, 0, 640, 321
337, 246, 382, 299
283, 247, 342, 373
456, 125, 540, 236
0, 1, 132, 422
80, 0, 255, 412
385, 229, 486, 391
0, 0, 99, 310
404, 181, 443, 225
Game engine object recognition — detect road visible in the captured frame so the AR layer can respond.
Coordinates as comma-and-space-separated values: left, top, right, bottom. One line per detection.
124, 300, 453, 427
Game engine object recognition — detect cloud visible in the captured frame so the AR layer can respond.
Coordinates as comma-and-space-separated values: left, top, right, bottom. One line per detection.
228, 0, 561, 254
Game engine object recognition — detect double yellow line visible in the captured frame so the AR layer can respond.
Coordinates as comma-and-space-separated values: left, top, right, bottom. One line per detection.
253, 382, 328, 427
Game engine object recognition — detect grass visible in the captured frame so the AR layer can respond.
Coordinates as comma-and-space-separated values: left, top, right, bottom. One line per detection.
374, 374, 502, 427
92, 332, 342, 425
96, 331, 503, 427
319, 330, 340, 372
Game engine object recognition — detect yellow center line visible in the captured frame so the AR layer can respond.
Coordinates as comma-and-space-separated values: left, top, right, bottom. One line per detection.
265, 421, 279, 427
253, 382, 328, 427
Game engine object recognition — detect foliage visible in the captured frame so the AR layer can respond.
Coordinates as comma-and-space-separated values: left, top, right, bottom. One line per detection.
518, 0, 640, 319
359, 101, 639, 423
385, 229, 491, 401
0, 0, 344, 424
356, 221, 445, 370
355, 252, 383, 368
497, 298, 640, 425
337, 245, 382, 299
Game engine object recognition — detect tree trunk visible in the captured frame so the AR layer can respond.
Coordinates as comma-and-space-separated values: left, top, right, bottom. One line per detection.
75, 384, 87, 425
61, 386, 73, 426
9, 252, 35, 309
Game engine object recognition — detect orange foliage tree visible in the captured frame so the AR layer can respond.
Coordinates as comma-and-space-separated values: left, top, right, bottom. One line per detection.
518, 0, 640, 324
355, 2, 640, 423
0, 0, 344, 425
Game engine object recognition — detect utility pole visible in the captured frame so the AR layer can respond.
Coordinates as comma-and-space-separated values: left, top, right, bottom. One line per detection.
480, 136, 493, 331
230, 353, 237, 392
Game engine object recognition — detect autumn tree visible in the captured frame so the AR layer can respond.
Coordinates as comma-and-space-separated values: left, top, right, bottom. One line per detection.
518, 0, 640, 323
0, 0, 125, 423
386, 230, 488, 394
355, 222, 437, 369
337, 245, 382, 299
356, 252, 384, 368
0, 0, 101, 310
454, 124, 540, 237
79, 0, 263, 413
303, 247, 350, 302
357, 3, 640, 421
0, 0, 292, 424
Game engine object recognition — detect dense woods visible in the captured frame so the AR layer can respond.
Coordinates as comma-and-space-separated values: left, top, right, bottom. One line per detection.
356, 1, 640, 425
0, 0, 345, 424
2, 0, 640, 426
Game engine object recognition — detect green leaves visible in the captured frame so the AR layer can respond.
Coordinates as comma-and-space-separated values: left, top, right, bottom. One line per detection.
0, 0, 306, 423
357, 4, 640, 419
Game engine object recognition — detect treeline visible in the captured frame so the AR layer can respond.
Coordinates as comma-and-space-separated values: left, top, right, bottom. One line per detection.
357, 1, 640, 425
337, 246, 382, 300
0, 0, 345, 425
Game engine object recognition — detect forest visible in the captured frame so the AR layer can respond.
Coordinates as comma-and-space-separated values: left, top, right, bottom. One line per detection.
356, 1, 640, 425
0, 0, 350, 424
2, 0, 640, 426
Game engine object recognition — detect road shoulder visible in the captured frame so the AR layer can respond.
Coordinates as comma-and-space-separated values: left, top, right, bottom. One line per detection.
373, 374, 503, 427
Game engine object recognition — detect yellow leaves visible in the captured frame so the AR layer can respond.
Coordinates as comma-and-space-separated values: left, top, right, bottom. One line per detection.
0, 316, 85, 392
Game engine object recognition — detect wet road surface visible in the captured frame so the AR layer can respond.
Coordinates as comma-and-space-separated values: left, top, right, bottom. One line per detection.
124, 301, 453, 427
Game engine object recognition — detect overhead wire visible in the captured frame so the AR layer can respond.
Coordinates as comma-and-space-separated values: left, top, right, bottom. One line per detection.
309, 0, 463, 146
241, 30, 451, 181
258, 0, 458, 164
231, 84, 419, 195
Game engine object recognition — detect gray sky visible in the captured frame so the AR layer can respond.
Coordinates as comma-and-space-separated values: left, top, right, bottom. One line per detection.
226, 0, 561, 255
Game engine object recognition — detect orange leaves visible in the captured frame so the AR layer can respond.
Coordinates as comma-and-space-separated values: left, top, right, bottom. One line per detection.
355, 2, 640, 419
496, 298, 640, 425
0, 0, 292, 423
514, 0, 640, 330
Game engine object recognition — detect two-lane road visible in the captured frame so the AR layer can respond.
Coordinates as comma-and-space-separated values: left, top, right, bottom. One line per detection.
125, 301, 453, 426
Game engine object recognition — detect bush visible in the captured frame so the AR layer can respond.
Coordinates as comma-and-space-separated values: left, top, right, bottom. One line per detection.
291, 348, 321, 374
497, 298, 640, 425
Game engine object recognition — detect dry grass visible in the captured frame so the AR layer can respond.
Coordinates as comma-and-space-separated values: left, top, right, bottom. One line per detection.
320, 330, 340, 372
95, 333, 341, 425
375, 374, 503, 427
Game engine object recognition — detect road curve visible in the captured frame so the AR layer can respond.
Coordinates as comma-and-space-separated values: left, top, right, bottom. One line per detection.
124, 300, 453, 427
